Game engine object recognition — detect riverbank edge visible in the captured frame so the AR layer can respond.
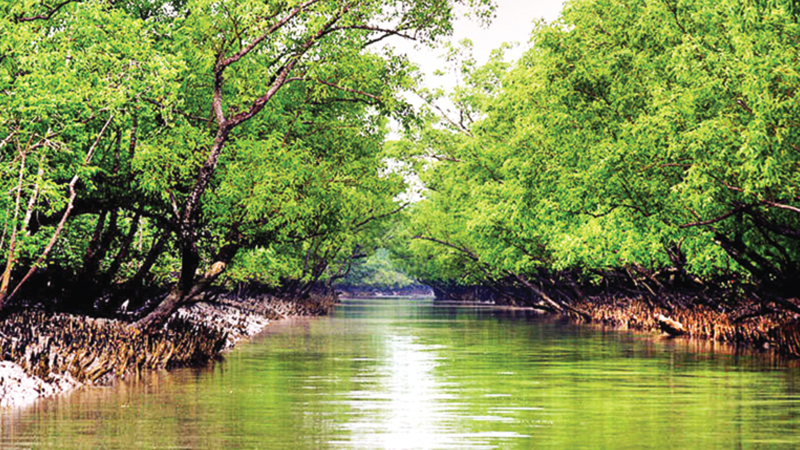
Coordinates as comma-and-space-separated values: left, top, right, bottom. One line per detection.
0, 295, 333, 410
430, 292, 800, 358
566, 295, 800, 357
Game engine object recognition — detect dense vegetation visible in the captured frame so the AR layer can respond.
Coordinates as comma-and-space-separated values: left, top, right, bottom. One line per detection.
393, 0, 800, 314
0, 0, 491, 327
337, 249, 415, 288
3, 0, 800, 333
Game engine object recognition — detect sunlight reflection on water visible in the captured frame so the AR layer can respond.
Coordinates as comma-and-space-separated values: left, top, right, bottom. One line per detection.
325, 334, 529, 449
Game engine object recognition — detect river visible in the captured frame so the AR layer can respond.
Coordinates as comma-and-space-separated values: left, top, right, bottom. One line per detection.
2, 298, 800, 449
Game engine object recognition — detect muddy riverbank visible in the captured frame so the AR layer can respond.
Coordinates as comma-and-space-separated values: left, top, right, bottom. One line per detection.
0, 294, 333, 409
572, 295, 800, 357
428, 271, 800, 359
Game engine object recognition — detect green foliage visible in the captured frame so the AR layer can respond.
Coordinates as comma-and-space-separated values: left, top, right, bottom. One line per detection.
1, 0, 497, 310
9, 0, 798, 309
338, 248, 416, 289
396, 0, 800, 296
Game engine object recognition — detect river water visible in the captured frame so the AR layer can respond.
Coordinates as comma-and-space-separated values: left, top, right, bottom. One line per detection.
3, 298, 800, 449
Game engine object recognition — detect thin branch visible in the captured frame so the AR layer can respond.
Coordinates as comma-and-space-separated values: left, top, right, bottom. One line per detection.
227, 8, 348, 128
665, 1, 687, 34
332, 24, 416, 41
354, 202, 409, 228
128, 115, 138, 161
763, 200, 800, 215
84, 115, 114, 165
427, 154, 462, 163
166, 190, 181, 222
736, 98, 753, 114
4, 114, 113, 305
573, 205, 618, 218
219, 0, 323, 69
413, 235, 481, 261
0, 147, 28, 300
22, 164, 44, 236
0, 128, 18, 150
717, 178, 745, 193
412, 234, 589, 318
414, 91, 474, 137
513, 273, 592, 320
364, 32, 406, 48
745, 209, 800, 240
317, 79, 381, 101
680, 203, 754, 229
15, 0, 79, 22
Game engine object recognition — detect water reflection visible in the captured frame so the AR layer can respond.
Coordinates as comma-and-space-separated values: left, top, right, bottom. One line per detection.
326, 330, 529, 449
2, 299, 800, 449
332, 334, 452, 448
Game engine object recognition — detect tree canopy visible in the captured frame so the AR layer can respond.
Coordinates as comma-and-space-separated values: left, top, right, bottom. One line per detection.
4, 0, 800, 324
394, 0, 800, 309
0, 0, 493, 325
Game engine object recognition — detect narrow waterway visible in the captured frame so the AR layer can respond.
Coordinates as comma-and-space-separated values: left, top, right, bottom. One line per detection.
3, 298, 800, 449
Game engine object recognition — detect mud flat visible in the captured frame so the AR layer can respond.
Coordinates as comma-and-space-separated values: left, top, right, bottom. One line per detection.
0, 294, 333, 409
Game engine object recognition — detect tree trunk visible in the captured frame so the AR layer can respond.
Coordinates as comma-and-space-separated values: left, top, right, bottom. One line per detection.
513, 273, 592, 321
134, 243, 239, 330
102, 212, 140, 285
131, 127, 229, 327
22, 163, 44, 237
131, 7, 345, 327
81, 209, 118, 286
128, 228, 170, 289
0, 150, 27, 307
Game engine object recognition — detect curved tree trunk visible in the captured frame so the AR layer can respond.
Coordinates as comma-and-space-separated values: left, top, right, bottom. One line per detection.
134, 242, 239, 330
132, 4, 358, 328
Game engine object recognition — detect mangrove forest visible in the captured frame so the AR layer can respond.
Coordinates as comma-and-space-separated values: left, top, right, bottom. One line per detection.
3, 0, 800, 410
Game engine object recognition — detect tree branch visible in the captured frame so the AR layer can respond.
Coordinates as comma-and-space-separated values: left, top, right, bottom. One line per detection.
227, 7, 348, 128
763, 200, 800, 215
219, 0, 324, 69
680, 203, 755, 229
665, 1, 687, 34
332, 24, 416, 41
0, 128, 18, 150
413, 235, 482, 261
744, 208, 800, 240
15, 0, 79, 22
317, 79, 381, 101
414, 91, 474, 137
354, 202, 409, 229
3, 114, 113, 306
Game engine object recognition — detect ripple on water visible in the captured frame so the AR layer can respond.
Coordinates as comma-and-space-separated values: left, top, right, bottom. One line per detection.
3, 298, 800, 450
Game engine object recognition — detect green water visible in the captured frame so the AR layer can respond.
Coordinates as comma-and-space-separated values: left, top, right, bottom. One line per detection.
3, 298, 800, 449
